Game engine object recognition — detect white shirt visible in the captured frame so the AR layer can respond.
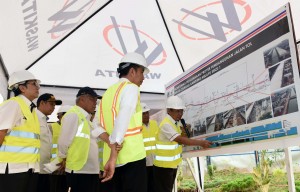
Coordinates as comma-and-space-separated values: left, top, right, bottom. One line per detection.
0, 95, 40, 173
109, 78, 139, 145
158, 114, 181, 142
58, 106, 101, 174
36, 109, 52, 174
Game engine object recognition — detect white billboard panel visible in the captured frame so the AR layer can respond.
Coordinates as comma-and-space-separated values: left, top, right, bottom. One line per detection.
158, 0, 300, 71
165, 4, 300, 157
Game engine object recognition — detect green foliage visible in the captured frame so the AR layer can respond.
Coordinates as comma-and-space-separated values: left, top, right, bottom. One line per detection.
219, 176, 257, 192
267, 149, 285, 169
208, 164, 217, 180
272, 168, 285, 179
178, 179, 197, 190
177, 166, 183, 183
252, 150, 271, 192
205, 179, 225, 188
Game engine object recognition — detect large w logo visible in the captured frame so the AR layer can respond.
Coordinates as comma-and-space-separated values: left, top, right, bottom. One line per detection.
173, 0, 244, 42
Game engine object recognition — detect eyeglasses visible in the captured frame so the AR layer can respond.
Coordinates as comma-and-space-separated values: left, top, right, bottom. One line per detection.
46, 101, 56, 106
83, 94, 97, 102
170, 109, 184, 114
26, 81, 40, 88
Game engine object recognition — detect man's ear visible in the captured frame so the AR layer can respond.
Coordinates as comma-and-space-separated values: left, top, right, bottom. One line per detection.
128, 67, 136, 76
18, 84, 26, 93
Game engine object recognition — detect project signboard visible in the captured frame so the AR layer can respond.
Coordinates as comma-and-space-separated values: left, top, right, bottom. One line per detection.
165, 4, 300, 157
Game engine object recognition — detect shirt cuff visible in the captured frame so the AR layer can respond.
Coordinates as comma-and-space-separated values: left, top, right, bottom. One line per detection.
170, 133, 180, 141
58, 151, 67, 159
91, 127, 106, 138
109, 135, 124, 145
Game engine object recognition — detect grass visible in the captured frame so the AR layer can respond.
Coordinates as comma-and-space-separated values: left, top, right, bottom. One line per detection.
178, 169, 300, 192
204, 169, 300, 192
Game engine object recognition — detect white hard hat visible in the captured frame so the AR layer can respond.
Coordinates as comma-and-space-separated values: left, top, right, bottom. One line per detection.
166, 96, 186, 109
118, 52, 150, 74
57, 105, 72, 114
8, 70, 40, 90
141, 102, 150, 112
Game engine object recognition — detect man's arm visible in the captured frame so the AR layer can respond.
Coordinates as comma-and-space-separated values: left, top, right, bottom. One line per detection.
0, 129, 8, 146
174, 135, 212, 148
101, 144, 118, 182
0, 101, 21, 146
109, 84, 139, 144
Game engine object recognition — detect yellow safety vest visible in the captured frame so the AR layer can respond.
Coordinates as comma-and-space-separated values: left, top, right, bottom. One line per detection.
0, 97, 40, 163
50, 122, 61, 160
154, 117, 182, 169
64, 106, 90, 171
98, 141, 104, 171
100, 81, 146, 165
142, 120, 158, 157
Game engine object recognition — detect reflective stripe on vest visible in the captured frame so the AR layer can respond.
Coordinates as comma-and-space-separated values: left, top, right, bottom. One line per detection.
65, 106, 90, 171
0, 97, 40, 163
156, 143, 180, 150
154, 117, 182, 168
143, 137, 155, 142
7, 130, 40, 139
0, 145, 39, 154
145, 146, 156, 151
155, 154, 182, 161
100, 81, 146, 165
76, 122, 90, 139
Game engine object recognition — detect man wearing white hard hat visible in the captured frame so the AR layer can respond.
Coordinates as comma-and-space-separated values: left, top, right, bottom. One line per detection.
0, 70, 41, 192
141, 103, 159, 192
100, 52, 149, 191
153, 96, 213, 192
48, 105, 71, 192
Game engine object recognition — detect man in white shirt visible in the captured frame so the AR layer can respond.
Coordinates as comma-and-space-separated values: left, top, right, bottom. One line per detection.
57, 87, 101, 192
36, 93, 62, 192
153, 96, 213, 192
0, 70, 41, 192
100, 52, 149, 192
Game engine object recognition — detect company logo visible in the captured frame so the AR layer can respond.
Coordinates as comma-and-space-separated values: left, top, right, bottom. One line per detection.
103, 16, 167, 66
173, 0, 251, 42
48, 0, 96, 39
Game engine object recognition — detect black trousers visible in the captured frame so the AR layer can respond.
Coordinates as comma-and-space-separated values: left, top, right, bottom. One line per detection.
112, 158, 147, 192
66, 172, 99, 192
153, 166, 177, 192
99, 170, 116, 192
49, 174, 68, 192
0, 165, 38, 192
37, 174, 50, 192
146, 166, 155, 192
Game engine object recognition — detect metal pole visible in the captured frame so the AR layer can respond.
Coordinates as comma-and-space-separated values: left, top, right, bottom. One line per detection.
284, 147, 296, 192
197, 157, 203, 190
254, 150, 260, 166
186, 158, 203, 192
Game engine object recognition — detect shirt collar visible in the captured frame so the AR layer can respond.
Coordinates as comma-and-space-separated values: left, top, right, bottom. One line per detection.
119, 77, 131, 83
167, 114, 177, 125
36, 109, 47, 120
18, 95, 32, 107
76, 105, 91, 120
